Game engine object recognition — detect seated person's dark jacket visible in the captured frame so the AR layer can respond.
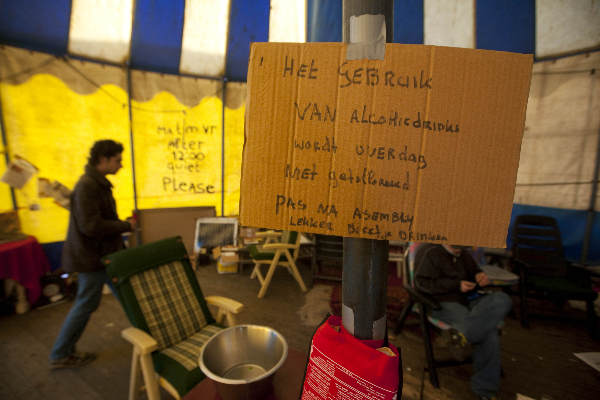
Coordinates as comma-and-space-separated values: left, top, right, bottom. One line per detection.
414, 243, 482, 304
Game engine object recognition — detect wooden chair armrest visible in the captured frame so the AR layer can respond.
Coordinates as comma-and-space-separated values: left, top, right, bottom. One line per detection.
255, 231, 282, 239
205, 296, 244, 314
121, 327, 158, 355
261, 243, 296, 250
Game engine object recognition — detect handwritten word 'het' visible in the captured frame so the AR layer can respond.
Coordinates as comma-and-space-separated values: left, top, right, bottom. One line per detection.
283, 56, 318, 79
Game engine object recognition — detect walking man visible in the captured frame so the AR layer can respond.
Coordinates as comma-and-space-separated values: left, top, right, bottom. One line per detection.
49, 139, 134, 369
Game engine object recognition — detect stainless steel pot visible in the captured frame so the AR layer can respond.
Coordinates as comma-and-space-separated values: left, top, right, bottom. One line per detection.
199, 325, 288, 400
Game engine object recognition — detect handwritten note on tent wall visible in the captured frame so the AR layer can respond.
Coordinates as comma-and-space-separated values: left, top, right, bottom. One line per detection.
240, 43, 533, 248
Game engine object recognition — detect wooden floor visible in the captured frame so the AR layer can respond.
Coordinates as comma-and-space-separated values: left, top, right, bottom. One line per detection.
1, 261, 599, 400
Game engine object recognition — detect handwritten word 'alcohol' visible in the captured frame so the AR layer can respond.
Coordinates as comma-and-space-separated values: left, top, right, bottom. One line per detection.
350, 106, 459, 133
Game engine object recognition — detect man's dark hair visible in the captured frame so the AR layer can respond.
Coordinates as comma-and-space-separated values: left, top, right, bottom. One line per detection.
88, 140, 124, 166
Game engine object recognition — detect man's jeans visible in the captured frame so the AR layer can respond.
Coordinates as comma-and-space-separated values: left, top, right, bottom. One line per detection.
49, 270, 112, 361
430, 291, 512, 398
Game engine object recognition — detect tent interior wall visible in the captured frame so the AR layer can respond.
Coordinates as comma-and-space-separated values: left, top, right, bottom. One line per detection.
0, 0, 599, 264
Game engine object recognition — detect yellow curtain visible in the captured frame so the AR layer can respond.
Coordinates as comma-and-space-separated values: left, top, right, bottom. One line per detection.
0, 46, 247, 242
0, 47, 133, 242
0, 137, 11, 211
130, 71, 223, 213
224, 82, 246, 216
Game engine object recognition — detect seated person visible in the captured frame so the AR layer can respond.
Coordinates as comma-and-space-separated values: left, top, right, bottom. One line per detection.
414, 243, 512, 400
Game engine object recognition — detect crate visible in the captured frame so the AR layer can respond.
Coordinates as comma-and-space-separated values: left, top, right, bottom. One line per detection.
217, 250, 239, 274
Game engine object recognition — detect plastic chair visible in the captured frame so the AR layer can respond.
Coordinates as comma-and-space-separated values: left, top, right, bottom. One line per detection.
248, 230, 307, 298
103, 236, 243, 400
511, 214, 597, 336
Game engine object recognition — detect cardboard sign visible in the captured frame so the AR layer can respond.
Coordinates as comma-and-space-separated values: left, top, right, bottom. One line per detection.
240, 43, 533, 247
1, 156, 38, 189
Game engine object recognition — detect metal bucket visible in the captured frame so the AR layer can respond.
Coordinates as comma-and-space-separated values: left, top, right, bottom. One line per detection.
199, 325, 288, 400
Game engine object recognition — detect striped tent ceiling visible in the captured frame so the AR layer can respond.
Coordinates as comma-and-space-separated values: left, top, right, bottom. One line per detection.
1, 0, 599, 82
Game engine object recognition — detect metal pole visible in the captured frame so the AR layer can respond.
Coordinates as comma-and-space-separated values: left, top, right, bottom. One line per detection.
221, 79, 227, 217
581, 125, 600, 264
341, 0, 393, 341
126, 65, 141, 246
0, 84, 18, 211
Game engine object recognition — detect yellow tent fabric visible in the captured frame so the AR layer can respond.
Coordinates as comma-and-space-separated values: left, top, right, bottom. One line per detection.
224, 82, 246, 216
0, 45, 245, 243
130, 70, 223, 212
0, 139, 11, 211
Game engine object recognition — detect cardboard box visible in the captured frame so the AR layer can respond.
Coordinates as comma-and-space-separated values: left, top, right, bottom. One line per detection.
0, 210, 20, 235
217, 258, 238, 274
240, 43, 532, 248
38, 178, 72, 209
220, 252, 239, 264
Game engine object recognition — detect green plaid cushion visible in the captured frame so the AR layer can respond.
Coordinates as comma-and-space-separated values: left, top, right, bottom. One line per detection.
160, 324, 222, 371
130, 260, 208, 349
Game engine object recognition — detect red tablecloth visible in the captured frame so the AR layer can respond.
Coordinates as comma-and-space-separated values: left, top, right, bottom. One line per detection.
0, 236, 51, 305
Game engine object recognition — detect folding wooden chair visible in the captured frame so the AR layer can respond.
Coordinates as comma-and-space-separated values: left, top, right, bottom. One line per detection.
248, 231, 307, 298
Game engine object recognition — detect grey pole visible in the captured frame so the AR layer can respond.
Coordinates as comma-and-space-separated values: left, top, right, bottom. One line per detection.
341, 0, 393, 341
0, 88, 18, 211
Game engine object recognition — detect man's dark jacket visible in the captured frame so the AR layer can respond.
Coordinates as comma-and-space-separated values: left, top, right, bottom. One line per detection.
414, 243, 482, 304
62, 164, 131, 273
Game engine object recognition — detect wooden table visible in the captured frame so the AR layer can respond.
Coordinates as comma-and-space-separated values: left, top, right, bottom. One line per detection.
184, 348, 307, 400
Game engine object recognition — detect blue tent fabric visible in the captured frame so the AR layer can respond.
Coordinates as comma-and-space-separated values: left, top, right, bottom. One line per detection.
508, 204, 600, 263
476, 0, 535, 54
0, 0, 72, 55
226, 0, 270, 82
307, 0, 342, 43
130, 0, 185, 74
1, 1, 597, 80
393, 0, 423, 44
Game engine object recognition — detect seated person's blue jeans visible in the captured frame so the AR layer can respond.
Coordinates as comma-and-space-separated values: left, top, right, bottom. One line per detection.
430, 291, 512, 398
